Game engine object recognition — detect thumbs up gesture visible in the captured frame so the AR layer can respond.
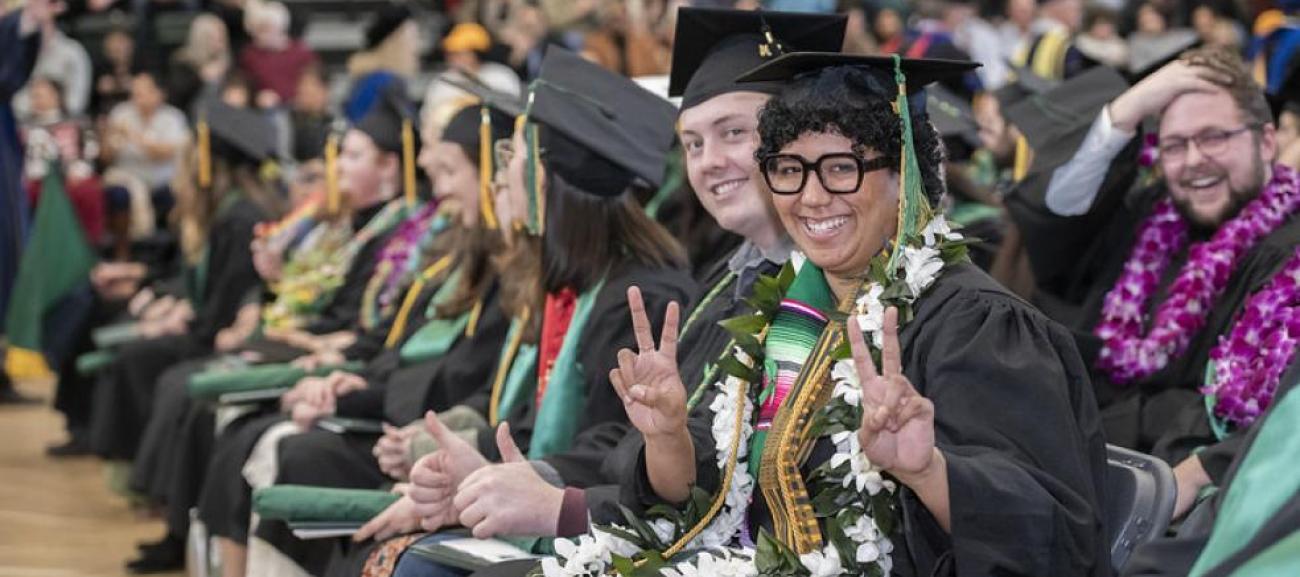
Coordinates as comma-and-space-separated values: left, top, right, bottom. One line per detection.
408, 410, 490, 531
453, 422, 567, 539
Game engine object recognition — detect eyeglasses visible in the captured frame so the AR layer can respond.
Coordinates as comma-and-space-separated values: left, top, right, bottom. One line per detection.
1158, 125, 1259, 163
760, 153, 893, 195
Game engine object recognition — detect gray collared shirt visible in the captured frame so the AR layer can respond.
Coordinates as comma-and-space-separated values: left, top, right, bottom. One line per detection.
727, 238, 795, 299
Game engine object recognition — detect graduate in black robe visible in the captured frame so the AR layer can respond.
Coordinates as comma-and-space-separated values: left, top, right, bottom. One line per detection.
88, 100, 287, 463
1121, 355, 1300, 577
1006, 49, 1300, 473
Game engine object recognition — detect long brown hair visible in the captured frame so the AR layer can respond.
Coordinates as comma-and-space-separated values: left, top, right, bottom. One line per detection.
172, 142, 287, 263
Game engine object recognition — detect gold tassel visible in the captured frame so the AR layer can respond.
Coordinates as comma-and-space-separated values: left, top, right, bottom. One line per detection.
479, 107, 499, 229
197, 118, 211, 189
325, 133, 340, 215
402, 119, 417, 209
465, 299, 483, 338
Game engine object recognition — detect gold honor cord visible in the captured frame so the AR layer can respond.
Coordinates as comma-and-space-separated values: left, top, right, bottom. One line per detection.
197, 118, 211, 189
383, 255, 455, 348
465, 299, 483, 338
402, 119, 418, 209
758, 323, 844, 554
487, 306, 532, 427
325, 133, 341, 215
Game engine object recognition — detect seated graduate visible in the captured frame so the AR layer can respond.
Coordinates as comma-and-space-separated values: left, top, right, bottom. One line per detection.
317, 45, 700, 577
371, 11, 846, 576
191, 99, 515, 577
1122, 351, 1300, 577
87, 98, 287, 463
542, 52, 1110, 577
1029, 47, 1300, 518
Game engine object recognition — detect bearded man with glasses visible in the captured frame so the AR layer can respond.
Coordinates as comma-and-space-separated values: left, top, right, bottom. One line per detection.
1036, 46, 1300, 523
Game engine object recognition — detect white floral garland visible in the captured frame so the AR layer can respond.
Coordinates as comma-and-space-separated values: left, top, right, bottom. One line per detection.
545, 217, 961, 577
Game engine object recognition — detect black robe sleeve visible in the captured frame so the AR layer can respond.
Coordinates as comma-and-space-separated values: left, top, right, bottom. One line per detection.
188, 199, 267, 347
896, 263, 1109, 577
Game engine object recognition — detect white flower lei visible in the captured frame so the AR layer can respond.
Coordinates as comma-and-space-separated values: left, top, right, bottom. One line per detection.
546, 218, 961, 577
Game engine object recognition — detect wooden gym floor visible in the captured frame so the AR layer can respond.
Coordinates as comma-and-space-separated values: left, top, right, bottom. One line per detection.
0, 377, 182, 577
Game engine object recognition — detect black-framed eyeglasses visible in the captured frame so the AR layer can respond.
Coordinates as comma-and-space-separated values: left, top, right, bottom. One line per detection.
1158, 125, 1260, 163
760, 153, 894, 195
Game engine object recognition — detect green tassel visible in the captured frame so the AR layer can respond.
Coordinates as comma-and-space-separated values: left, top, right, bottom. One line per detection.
518, 88, 544, 236
886, 54, 933, 275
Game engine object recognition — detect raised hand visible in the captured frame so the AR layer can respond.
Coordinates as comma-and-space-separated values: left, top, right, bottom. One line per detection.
609, 286, 687, 439
851, 308, 937, 480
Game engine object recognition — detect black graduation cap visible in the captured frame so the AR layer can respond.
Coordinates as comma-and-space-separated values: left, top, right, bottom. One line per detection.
292, 116, 332, 163
1125, 29, 1199, 81
1003, 65, 1130, 169
994, 65, 1059, 112
1272, 64, 1300, 120
527, 46, 679, 193
441, 103, 515, 161
736, 52, 979, 119
434, 73, 525, 118
926, 84, 980, 148
668, 7, 847, 110
205, 103, 278, 165
366, 2, 414, 49
354, 83, 421, 206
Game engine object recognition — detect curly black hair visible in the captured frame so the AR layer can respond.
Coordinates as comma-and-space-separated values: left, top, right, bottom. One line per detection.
755, 66, 947, 206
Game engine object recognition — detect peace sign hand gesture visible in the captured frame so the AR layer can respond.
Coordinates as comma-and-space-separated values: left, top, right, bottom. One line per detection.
609, 286, 687, 440
849, 307, 938, 481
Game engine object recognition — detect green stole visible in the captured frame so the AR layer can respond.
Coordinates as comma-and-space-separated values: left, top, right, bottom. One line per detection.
1190, 383, 1300, 577
397, 266, 470, 363
527, 279, 606, 459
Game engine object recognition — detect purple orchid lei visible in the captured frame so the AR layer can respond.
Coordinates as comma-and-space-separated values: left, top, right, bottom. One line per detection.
1096, 164, 1300, 384
374, 203, 441, 310
1204, 246, 1300, 427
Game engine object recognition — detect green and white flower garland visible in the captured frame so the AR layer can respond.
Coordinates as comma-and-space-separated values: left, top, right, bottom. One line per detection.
543, 216, 968, 577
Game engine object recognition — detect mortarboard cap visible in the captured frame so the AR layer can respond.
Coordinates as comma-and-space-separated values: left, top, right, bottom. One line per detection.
527, 46, 679, 193
292, 116, 332, 163
203, 102, 278, 166
669, 7, 847, 110
1271, 64, 1300, 119
994, 65, 1059, 111
1125, 29, 1200, 81
441, 103, 515, 162
354, 83, 421, 207
736, 52, 979, 117
926, 84, 981, 148
1003, 66, 1129, 169
434, 73, 525, 118
366, 2, 414, 49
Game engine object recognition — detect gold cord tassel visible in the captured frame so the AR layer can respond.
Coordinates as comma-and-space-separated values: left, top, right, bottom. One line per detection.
325, 133, 340, 216
488, 306, 531, 427
479, 106, 499, 229
197, 119, 211, 189
402, 119, 417, 209
384, 255, 454, 349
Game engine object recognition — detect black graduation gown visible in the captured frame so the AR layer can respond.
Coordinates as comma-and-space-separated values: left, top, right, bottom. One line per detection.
1121, 358, 1300, 577
619, 263, 1111, 577
89, 197, 267, 460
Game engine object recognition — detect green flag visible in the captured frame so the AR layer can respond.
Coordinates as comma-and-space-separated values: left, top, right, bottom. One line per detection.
4, 164, 97, 354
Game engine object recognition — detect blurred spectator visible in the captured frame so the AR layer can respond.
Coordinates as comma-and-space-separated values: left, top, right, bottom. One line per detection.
90, 26, 135, 119
285, 64, 331, 165
168, 13, 232, 116
237, 0, 317, 109
946, 0, 1011, 89
1134, 1, 1172, 35
422, 22, 522, 132
496, 1, 550, 78
20, 76, 106, 243
344, 2, 420, 122
998, 0, 1037, 52
219, 70, 253, 108
13, 14, 92, 118
1076, 6, 1128, 67
102, 69, 188, 245
866, 0, 911, 54
1190, 0, 1244, 50
581, 0, 673, 76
